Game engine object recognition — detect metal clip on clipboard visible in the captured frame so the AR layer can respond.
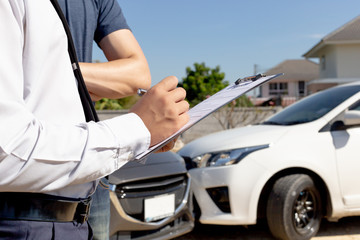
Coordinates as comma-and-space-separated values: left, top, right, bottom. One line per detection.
235, 73, 266, 85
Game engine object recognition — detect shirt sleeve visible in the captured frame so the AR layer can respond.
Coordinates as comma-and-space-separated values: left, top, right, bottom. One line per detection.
0, 1, 150, 193
94, 0, 130, 44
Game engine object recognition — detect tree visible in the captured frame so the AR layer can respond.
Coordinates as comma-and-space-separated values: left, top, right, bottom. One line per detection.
180, 62, 228, 107
180, 62, 255, 129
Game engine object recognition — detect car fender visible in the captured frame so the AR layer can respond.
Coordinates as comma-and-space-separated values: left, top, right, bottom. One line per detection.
246, 151, 345, 221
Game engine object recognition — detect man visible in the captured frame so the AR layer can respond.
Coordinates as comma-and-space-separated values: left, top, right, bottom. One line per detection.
57, 1, 151, 239
0, 1, 189, 239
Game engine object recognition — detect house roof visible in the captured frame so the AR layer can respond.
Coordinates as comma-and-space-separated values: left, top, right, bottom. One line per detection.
303, 15, 360, 58
265, 59, 319, 82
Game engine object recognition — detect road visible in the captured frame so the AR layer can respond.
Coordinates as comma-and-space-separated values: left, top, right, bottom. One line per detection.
175, 216, 360, 240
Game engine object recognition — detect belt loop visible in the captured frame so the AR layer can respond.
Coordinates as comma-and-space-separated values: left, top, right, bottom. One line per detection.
75, 197, 92, 224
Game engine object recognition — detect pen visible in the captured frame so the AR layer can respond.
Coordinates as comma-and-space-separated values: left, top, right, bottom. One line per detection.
137, 88, 148, 96
235, 73, 266, 85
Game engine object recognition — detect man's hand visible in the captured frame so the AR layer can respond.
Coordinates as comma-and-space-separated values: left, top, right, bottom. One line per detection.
130, 76, 189, 148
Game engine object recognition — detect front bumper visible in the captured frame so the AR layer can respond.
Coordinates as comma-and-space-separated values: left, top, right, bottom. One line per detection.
109, 175, 194, 240
188, 159, 269, 225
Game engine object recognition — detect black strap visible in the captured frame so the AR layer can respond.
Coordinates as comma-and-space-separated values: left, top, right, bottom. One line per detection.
50, 0, 99, 122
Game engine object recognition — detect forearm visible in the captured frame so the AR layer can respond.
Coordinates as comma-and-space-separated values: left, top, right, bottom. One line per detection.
80, 57, 151, 100
80, 29, 151, 101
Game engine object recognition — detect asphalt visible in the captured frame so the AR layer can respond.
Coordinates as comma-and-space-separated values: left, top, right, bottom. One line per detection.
174, 216, 360, 240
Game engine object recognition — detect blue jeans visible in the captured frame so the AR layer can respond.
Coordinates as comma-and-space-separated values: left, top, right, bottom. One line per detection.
88, 178, 110, 240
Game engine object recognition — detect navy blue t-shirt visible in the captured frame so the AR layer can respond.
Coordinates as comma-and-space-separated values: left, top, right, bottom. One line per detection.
58, 0, 130, 63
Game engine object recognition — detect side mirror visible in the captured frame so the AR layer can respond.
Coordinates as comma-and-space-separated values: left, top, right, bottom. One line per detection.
330, 110, 360, 131
343, 110, 360, 127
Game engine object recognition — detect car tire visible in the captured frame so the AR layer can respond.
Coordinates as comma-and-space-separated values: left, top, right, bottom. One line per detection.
266, 174, 322, 240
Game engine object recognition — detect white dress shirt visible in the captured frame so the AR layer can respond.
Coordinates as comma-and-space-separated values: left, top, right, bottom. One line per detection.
0, 0, 150, 198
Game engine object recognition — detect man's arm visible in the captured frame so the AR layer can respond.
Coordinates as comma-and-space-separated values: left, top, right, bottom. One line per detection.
80, 29, 151, 101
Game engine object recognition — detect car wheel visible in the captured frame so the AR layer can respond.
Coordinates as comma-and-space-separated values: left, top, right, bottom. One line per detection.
266, 174, 322, 240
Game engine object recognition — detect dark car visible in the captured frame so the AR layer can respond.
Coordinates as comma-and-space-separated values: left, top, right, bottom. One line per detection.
109, 151, 194, 240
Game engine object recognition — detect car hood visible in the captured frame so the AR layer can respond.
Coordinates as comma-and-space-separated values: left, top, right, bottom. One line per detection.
178, 124, 290, 158
109, 151, 187, 185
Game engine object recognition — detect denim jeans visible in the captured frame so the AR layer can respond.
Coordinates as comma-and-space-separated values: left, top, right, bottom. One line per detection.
88, 177, 110, 240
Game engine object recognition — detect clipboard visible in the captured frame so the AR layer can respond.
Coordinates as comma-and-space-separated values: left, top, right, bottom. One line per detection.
135, 73, 284, 162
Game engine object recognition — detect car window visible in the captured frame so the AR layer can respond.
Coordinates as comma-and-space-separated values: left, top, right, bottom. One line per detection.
262, 85, 360, 126
349, 100, 360, 111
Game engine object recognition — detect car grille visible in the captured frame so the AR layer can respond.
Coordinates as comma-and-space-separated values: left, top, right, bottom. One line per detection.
114, 174, 188, 222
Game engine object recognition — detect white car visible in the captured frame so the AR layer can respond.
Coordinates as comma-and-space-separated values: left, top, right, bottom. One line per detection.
178, 81, 360, 240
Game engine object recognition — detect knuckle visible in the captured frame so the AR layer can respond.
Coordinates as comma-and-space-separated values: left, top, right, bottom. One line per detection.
165, 108, 177, 118
168, 75, 178, 82
175, 87, 186, 98
179, 87, 187, 96
151, 86, 162, 96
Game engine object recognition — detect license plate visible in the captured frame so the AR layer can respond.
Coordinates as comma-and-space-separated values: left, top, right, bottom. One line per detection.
144, 194, 175, 222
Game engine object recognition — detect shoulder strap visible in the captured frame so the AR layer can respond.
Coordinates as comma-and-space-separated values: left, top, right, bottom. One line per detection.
50, 0, 99, 122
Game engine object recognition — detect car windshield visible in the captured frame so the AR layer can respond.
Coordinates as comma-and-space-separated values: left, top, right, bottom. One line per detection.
262, 85, 360, 126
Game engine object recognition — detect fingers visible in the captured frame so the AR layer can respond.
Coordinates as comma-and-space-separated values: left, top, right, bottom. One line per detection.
130, 75, 189, 148
170, 87, 187, 103
152, 76, 189, 117
163, 98, 189, 121
155, 140, 175, 153
176, 100, 190, 115
155, 137, 180, 153
177, 111, 190, 127
157, 76, 179, 92
150, 76, 184, 102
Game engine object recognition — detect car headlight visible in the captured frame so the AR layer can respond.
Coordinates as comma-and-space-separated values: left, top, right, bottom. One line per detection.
191, 144, 269, 168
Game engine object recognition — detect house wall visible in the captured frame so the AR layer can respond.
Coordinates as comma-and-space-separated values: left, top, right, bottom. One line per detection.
288, 82, 297, 97
318, 44, 360, 78
319, 45, 337, 78
261, 81, 303, 98
336, 44, 360, 78
261, 84, 269, 97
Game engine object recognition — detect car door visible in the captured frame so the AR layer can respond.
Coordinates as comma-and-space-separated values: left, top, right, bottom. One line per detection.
332, 100, 360, 208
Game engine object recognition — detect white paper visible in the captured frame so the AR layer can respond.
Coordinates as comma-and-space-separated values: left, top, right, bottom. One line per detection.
135, 73, 283, 161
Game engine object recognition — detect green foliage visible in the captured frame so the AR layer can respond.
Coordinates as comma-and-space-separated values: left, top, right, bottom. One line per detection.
95, 98, 122, 110
95, 95, 140, 110
117, 95, 140, 109
234, 95, 254, 107
180, 62, 229, 107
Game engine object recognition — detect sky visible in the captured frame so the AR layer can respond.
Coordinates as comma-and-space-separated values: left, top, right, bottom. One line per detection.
92, 0, 360, 86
